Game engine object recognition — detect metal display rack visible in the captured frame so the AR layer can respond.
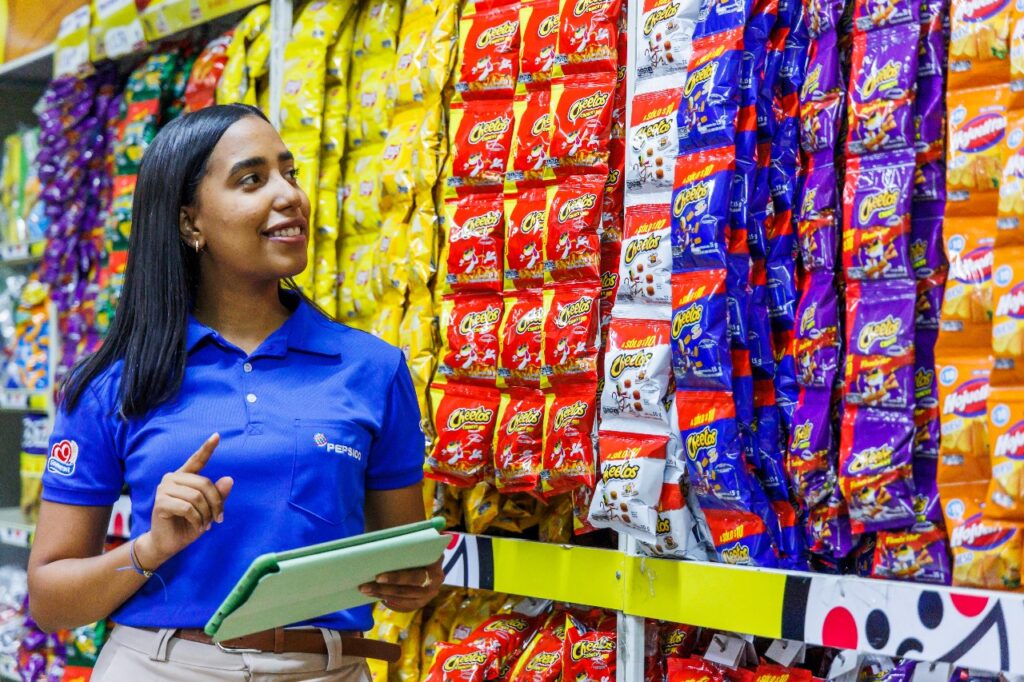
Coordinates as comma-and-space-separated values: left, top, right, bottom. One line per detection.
0, 1, 1018, 679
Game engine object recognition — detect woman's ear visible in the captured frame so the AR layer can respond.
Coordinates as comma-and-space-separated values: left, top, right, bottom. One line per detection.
179, 207, 202, 249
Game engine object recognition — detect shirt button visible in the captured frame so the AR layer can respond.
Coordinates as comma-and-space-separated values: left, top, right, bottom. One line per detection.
246, 393, 258, 404
243, 363, 253, 373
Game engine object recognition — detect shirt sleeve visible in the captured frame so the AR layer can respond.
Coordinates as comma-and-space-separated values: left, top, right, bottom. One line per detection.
366, 353, 426, 490
41, 383, 124, 506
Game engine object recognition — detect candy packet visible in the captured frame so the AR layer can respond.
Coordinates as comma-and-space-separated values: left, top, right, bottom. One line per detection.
941, 215, 996, 330
992, 246, 1024, 362
946, 85, 1009, 197
556, 0, 623, 76
846, 280, 916, 357
787, 386, 838, 508
518, 0, 560, 90
508, 88, 552, 187
448, 99, 516, 194
504, 187, 548, 289
677, 28, 745, 153
672, 146, 733, 272
948, 0, 1012, 91
637, 0, 699, 81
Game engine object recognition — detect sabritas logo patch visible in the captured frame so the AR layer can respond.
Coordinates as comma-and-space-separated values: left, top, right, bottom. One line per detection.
954, 113, 1006, 153
950, 513, 1016, 550
944, 378, 989, 417
994, 420, 1024, 460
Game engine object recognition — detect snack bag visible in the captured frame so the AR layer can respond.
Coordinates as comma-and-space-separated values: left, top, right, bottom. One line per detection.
639, 480, 699, 558
672, 269, 732, 390
544, 175, 604, 283
668, 657, 726, 682
600, 318, 673, 431
986, 385, 1024, 518
677, 28, 745, 152
438, 293, 502, 386
421, 589, 464, 667
936, 354, 993, 485
556, 0, 623, 75
495, 389, 546, 494
423, 640, 495, 681
518, 0, 560, 89
941, 215, 996, 330
941, 481, 1023, 589
508, 89, 552, 186
787, 387, 838, 508
839, 406, 918, 533
846, 25, 920, 155
443, 194, 505, 293
946, 85, 1009, 195
618, 203, 672, 305
998, 109, 1024, 237
992, 248, 1024, 363
427, 383, 500, 487
19, 415, 48, 522
499, 290, 545, 388
846, 280, 916, 357
589, 431, 668, 541
872, 524, 952, 584
548, 73, 616, 174
949, 0, 1012, 90
448, 99, 516, 193
628, 88, 683, 194
456, 2, 521, 101
842, 149, 915, 236
806, 488, 856, 558
505, 187, 548, 289
541, 284, 600, 385
185, 32, 233, 113
793, 272, 841, 388
671, 146, 733, 273
562, 615, 616, 682
463, 481, 501, 533
508, 612, 566, 682
845, 354, 915, 409
704, 508, 778, 566
637, 0, 699, 81
542, 385, 598, 496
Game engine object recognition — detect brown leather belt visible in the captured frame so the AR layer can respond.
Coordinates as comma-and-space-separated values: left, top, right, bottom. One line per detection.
172, 628, 401, 662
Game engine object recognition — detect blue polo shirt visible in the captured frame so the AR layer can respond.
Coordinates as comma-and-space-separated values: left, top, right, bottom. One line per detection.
40, 294, 425, 631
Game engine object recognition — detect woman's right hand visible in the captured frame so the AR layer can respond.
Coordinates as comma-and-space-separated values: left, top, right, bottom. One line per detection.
135, 433, 234, 570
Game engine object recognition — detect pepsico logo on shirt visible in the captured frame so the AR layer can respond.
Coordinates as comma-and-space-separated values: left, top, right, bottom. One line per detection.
47, 439, 79, 477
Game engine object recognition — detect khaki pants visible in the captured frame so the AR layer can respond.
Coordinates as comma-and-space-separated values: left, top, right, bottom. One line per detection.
93, 625, 373, 682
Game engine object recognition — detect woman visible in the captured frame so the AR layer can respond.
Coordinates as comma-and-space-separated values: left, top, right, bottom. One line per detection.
27, 104, 442, 681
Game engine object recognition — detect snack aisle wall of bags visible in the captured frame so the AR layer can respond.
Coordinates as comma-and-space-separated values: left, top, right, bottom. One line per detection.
5, 0, 1024, 678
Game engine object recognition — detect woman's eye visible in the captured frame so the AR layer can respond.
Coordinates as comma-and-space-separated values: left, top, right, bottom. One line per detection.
241, 173, 261, 187
287, 167, 300, 181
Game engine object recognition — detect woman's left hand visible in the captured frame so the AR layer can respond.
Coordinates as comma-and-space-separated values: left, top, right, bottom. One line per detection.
359, 559, 443, 612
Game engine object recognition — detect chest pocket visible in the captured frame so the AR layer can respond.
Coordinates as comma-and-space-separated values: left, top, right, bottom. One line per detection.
290, 419, 370, 525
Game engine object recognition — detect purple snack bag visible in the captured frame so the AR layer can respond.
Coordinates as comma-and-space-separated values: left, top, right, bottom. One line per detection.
798, 150, 839, 219
798, 216, 839, 271
873, 523, 951, 585
915, 271, 946, 330
914, 74, 946, 153
794, 282, 841, 388
849, 23, 920, 105
806, 488, 856, 557
845, 351, 916, 409
847, 279, 916, 356
844, 225, 913, 280
847, 97, 916, 155
917, 25, 947, 78
800, 30, 845, 104
854, 0, 920, 32
914, 329, 941, 457
800, 92, 846, 154
910, 214, 946, 278
787, 386, 838, 507
913, 159, 946, 204
727, 252, 752, 348
805, 0, 845, 37
913, 456, 943, 523
843, 148, 915, 231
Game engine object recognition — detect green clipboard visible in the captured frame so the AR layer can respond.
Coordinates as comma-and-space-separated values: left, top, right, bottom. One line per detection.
204, 518, 448, 641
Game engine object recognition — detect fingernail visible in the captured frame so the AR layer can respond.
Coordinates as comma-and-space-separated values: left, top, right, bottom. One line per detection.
206, 523, 212, 532
377, 575, 390, 584
359, 586, 373, 595
216, 513, 224, 523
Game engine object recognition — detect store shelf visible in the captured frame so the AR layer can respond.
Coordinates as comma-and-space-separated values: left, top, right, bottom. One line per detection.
0, 390, 49, 414
0, 497, 130, 550
140, 0, 264, 42
441, 533, 1024, 674
0, 241, 44, 267
0, 46, 55, 84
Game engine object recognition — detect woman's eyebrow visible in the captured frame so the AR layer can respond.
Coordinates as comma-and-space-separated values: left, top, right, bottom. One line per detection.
228, 156, 267, 176
279, 151, 294, 163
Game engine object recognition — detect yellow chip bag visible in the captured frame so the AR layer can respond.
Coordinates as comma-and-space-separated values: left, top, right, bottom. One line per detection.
463, 481, 502, 534
937, 353, 994, 485
941, 481, 1023, 589
284, 133, 322, 294
420, 588, 464, 669
383, 110, 422, 202
999, 109, 1024, 241
394, 609, 423, 682
986, 385, 1024, 519
328, 17, 356, 81
389, 16, 432, 110
414, 103, 445, 193
947, 85, 1009, 196
322, 84, 350, 163
342, 145, 385, 236
950, 0, 1013, 90
992, 246, 1024, 361
347, 59, 396, 149
371, 291, 405, 346
942, 215, 997, 329
408, 196, 440, 290
427, 2, 460, 97
539, 493, 574, 543
338, 233, 379, 321
354, 0, 403, 58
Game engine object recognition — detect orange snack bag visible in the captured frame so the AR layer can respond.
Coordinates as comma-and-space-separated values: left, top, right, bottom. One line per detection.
998, 109, 1024, 239
947, 85, 1009, 197
992, 246, 1024, 361
986, 385, 1024, 518
949, 0, 1012, 90
937, 354, 994, 485
941, 215, 996, 330
941, 481, 1023, 589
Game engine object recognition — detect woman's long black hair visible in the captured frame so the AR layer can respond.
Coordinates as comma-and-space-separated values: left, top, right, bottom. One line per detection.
61, 104, 314, 418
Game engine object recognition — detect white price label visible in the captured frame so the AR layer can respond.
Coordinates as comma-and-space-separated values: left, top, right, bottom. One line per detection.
0, 527, 29, 548
0, 392, 28, 410
58, 6, 91, 37
104, 24, 145, 58
96, 0, 133, 20
0, 243, 29, 261
55, 42, 90, 78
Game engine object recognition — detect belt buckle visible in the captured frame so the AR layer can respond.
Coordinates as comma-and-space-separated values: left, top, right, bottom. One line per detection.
214, 641, 265, 654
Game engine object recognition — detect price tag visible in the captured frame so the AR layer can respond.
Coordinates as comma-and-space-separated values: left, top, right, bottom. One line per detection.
0, 243, 29, 262
827, 651, 862, 682
0, 392, 28, 410
93, 0, 147, 60
914, 662, 952, 682
54, 6, 94, 79
704, 634, 746, 670
765, 639, 806, 667
0, 527, 29, 548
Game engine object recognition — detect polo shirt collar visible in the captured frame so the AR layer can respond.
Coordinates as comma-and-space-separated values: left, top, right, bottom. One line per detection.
185, 291, 342, 358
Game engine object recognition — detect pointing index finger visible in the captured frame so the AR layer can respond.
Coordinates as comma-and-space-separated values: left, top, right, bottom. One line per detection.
179, 433, 220, 474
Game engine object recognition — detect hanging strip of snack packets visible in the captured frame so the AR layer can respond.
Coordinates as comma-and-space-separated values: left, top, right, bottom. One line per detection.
940, 481, 1023, 590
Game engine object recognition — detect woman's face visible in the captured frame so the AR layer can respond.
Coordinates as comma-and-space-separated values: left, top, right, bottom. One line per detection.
186, 116, 311, 285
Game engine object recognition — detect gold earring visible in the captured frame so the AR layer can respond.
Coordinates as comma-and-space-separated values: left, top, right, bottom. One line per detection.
194, 240, 200, 254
